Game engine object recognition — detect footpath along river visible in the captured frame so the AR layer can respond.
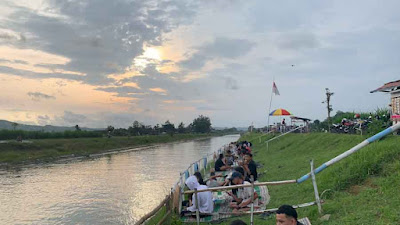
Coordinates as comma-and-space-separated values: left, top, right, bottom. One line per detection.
0, 134, 239, 225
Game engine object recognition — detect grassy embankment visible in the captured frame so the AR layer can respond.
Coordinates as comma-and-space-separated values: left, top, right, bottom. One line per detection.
0, 133, 217, 164
179, 132, 400, 225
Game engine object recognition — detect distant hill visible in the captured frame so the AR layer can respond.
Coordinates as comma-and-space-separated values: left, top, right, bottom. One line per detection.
213, 127, 248, 131
0, 120, 101, 132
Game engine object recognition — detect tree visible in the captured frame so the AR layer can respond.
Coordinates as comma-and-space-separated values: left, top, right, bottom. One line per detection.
11, 122, 18, 130
192, 115, 211, 133
178, 122, 186, 133
153, 124, 161, 135
131, 120, 142, 135
75, 124, 81, 131
162, 120, 175, 136
107, 125, 115, 138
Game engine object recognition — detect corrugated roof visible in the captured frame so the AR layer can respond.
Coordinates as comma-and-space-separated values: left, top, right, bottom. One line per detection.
370, 80, 400, 93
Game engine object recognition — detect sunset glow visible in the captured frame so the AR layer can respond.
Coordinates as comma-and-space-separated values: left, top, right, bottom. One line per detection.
0, 0, 398, 128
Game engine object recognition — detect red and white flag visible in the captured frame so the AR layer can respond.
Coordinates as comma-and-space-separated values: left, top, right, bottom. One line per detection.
272, 82, 280, 95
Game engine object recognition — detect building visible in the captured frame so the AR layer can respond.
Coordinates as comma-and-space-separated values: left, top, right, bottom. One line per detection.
370, 80, 400, 124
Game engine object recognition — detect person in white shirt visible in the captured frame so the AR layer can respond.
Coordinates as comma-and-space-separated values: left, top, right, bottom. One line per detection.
185, 175, 214, 213
227, 172, 258, 212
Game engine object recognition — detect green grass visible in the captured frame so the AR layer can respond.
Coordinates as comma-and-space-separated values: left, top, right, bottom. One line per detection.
177, 132, 400, 224
0, 133, 216, 164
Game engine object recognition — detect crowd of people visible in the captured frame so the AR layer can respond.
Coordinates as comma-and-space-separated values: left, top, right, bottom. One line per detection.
181, 140, 306, 224
182, 141, 258, 214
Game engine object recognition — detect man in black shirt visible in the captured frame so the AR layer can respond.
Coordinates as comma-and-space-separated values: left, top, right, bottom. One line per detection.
215, 154, 231, 171
243, 153, 257, 181
276, 205, 304, 225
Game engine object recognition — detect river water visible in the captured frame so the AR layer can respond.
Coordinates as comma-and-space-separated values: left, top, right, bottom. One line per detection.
0, 134, 239, 225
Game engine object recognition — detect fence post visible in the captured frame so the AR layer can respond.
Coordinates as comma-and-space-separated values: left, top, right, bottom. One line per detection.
178, 173, 183, 214
310, 160, 323, 215
194, 188, 200, 225
203, 158, 207, 176
250, 175, 255, 225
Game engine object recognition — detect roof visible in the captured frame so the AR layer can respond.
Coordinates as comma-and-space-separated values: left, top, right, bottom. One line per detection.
370, 80, 400, 93
290, 116, 311, 122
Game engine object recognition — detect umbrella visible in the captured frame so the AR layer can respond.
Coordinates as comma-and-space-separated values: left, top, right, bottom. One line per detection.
269, 108, 292, 116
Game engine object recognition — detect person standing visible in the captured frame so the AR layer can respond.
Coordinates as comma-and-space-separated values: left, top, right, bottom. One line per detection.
282, 118, 286, 132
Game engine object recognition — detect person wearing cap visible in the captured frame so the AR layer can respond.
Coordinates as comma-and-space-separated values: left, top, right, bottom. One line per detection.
276, 205, 304, 225
227, 172, 258, 211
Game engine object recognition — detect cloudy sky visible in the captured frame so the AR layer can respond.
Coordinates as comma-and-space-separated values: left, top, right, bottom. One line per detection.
0, 0, 399, 128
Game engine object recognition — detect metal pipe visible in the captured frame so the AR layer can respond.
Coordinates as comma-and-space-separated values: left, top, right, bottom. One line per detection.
250, 176, 255, 225
265, 125, 304, 146
297, 122, 400, 183
184, 180, 297, 194
310, 160, 322, 215
194, 188, 200, 225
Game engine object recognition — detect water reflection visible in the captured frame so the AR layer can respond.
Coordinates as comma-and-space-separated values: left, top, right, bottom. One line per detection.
0, 135, 239, 225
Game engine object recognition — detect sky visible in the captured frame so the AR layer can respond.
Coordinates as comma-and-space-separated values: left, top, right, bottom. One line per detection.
0, 0, 399, 128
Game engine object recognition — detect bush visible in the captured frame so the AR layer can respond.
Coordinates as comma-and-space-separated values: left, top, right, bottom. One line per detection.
0, 129, 103, 140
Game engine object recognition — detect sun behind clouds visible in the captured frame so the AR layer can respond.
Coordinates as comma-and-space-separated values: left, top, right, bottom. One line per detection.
134, 47, 162, 69
143, 47, 162, 61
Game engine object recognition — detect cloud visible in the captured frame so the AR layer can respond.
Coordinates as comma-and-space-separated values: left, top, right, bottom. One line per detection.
179, 37, 254, 70
27, 91, 56, 101
95, 86, 144, 97
149, 87, 167, 93
223, 76, 239, 90
60, 111, 87, 124
278, 32, 319, 50
2, 0, 400, 129
2, 0, 200, 85
37, 115, 50, 125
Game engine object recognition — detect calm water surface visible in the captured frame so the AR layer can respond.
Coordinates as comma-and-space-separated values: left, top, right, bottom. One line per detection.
0, 135, 239, 225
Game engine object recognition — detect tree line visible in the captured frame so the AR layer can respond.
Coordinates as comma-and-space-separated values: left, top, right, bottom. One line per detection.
108, 115, 212, 136
0, 115, 215, 140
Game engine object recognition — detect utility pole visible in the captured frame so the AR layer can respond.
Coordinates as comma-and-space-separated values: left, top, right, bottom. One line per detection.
322, 88, 334, 132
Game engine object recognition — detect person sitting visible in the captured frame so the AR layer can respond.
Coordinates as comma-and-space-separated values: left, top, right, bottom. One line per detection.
184, 175, 213, 214
227, 172, 258, 212
225, 150, 235, 166
215, 153, 231, 171
194, 172, 206, 185
206, 171, 223, 187
222, 166, 249, 186
276, 205, 304, 225
243, 153, 258, 181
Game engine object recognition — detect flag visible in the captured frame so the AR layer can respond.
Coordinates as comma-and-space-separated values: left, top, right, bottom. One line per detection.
272, 82, 280, 95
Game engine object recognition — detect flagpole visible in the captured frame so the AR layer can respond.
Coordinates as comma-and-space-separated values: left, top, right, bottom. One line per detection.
267, 77, 275, 132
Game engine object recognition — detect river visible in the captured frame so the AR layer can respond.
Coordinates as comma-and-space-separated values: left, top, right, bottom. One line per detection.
0, 134, 239, 225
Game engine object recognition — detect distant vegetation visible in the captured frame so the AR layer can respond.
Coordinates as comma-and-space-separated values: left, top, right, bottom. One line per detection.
0, 115, 239, 140
0, 130, 102, 140
310, 108, 392, 135
0, 133, 221, 164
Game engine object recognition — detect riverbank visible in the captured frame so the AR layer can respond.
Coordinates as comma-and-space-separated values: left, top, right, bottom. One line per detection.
162, 132, 400, 224
0, 133, 228, 165
210, 132, 400, 224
